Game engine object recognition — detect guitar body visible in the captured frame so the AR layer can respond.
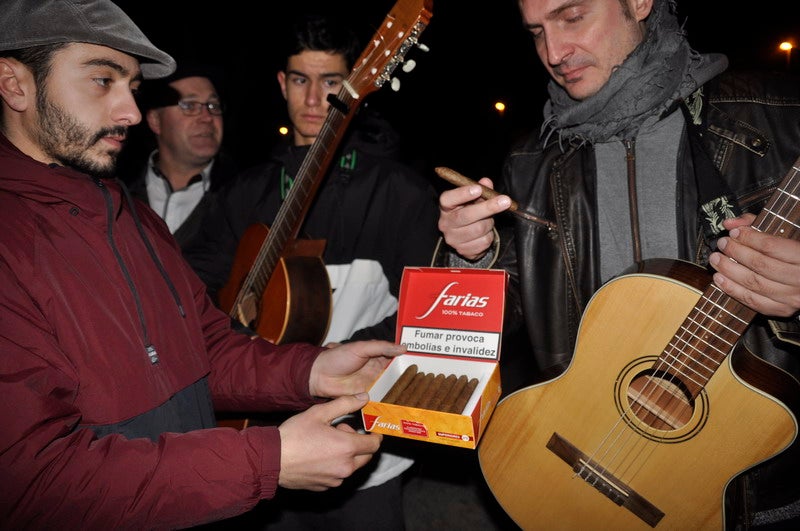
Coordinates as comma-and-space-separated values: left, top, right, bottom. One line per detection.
218, 223, 331, 345
479, 260, 799, 530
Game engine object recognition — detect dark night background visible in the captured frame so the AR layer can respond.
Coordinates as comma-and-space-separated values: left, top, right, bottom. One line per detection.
113, 0, 799, 186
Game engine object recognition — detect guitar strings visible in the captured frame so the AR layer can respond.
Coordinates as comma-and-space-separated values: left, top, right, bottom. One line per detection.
231, 88, 354, 320
576, 162, 800, 500
577, 285, 737, 497
576, 264, 751, 493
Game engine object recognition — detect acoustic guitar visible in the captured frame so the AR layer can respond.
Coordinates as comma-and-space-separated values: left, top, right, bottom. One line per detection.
216, 0, 434, 346
477, 157, 800, 529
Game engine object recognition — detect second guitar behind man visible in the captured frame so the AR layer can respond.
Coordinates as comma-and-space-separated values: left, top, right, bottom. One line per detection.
184, 13, 440, 531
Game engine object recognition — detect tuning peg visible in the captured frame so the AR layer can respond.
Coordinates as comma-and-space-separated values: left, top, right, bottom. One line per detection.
417, 42, 430, 53
402, 59, 417, 73
391, 77, 401, 92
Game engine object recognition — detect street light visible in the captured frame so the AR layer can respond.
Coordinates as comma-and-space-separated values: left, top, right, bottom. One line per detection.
779, 41, 793, 70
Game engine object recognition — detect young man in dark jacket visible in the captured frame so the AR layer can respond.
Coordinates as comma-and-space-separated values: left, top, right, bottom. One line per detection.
0, 1, 405, 528
184, 13, 440, 531
437, 0, 799, 528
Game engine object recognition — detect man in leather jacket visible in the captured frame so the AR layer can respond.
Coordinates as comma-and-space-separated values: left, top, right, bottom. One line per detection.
436, 0, 799, 528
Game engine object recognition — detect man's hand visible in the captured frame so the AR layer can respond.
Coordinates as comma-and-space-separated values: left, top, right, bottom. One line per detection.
309, 340, 406, 399
709, 213, 800, 317
438, 177, 510, 260
278, 394, 382, 490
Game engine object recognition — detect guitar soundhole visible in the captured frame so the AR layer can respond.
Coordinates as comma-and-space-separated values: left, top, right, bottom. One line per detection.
627, 371, 693, 430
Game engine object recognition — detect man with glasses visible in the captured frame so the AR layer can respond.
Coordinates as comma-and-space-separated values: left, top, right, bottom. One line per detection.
120, 62, 238, 248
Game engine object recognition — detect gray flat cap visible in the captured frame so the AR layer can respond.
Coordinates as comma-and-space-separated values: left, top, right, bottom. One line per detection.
0, 0, 176, 79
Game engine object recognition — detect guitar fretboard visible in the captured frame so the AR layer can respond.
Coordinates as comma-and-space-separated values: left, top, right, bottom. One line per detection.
656, 158, 800, 398
237, 92, 356, 310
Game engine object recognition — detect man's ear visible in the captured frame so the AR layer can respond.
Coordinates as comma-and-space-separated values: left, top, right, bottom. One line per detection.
632, 0, 654, 22
0, 57, 33, 112
277, 71, 288, 101
146, 109, 161, 135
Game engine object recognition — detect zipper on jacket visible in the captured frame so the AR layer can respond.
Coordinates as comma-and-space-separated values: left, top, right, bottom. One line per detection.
624, 139, 643, 265
119, 179, 186, 319
550, 156, 582, 314
95, 178, 160, 365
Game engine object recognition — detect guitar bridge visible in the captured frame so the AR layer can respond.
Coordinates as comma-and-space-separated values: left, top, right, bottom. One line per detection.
547, 433, 664, 527
574, 458, 629, 506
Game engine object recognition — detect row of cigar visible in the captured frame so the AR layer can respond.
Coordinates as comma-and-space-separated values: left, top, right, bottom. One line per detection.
381, 364, 479, 414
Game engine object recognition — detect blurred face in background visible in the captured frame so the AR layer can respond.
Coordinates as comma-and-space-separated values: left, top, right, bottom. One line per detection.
147, 75, 223, 166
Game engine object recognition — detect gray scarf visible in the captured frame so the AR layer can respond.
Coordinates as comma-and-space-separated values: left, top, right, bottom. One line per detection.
542, 0, 727, 145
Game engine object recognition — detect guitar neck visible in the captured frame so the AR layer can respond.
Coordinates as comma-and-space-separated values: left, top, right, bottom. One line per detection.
655, 156, 800, 398
238, 92, 356, 303
228, 0, 433, 318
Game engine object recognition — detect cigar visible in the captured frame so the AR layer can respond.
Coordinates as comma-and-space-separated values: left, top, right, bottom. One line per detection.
435, 166, 557, 231
382, 364, 418, 404
427, 373, 458, 411
416, 373, 445, 409
441, 374, 468, 413
395, 371, 427, 406
406, 372, 436, 408
450, 377, 479, 415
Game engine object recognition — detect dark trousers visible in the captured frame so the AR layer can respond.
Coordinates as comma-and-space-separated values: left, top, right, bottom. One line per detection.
258, 475, 406, 530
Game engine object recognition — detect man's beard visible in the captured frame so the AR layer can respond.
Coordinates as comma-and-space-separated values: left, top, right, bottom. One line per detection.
35, 92, 127, 179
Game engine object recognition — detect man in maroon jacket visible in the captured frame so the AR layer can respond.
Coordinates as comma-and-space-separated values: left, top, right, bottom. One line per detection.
0, 1, 405, 528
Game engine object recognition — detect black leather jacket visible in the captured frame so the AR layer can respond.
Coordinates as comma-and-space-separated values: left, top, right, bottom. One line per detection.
438, 69, 800, 526
500, 70, 800, 379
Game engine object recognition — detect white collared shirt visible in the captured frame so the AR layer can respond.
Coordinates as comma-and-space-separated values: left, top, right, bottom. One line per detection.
145, 150, 214, 234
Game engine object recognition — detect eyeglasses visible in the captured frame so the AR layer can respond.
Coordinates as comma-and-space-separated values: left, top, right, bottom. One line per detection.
175, 100, 224, 116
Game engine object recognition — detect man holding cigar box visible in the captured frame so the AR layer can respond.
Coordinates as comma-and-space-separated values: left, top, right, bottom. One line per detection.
0, 1, 406, 528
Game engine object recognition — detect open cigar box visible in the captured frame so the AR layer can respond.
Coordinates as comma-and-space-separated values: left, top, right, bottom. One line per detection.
362, 267, 506, 449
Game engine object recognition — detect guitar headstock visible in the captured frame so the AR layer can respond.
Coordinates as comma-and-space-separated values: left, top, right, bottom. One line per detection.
345, 0, 433, 100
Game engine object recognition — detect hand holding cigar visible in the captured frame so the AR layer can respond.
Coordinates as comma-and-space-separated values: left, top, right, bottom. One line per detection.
435, 166, 557, 231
